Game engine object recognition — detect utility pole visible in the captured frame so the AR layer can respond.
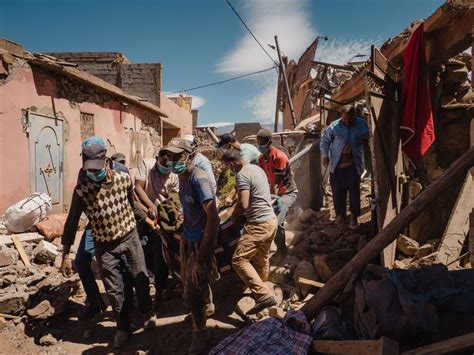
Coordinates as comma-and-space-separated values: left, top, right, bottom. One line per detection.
274, 35, 297, 128
273, 67, 282, 132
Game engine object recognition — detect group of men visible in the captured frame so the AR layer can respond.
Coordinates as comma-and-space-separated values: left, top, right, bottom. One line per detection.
60, 104, 368, 353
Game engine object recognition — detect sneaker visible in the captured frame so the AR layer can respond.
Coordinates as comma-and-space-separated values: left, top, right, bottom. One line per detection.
246, 296, 277, 315
188, 330, 208, 355
349, 216, 359, 230
113, 330, 130, 348
78, 304, 106, 321
143, 312, 159, 330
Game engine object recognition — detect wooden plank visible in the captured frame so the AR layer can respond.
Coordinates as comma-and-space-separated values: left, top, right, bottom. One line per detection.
437, 168, 474, 268
0, 233, 44, 246
401, 332, 474, 355
298, 277, 325, 289
10, 235, 31, 267
312, 337, 398, 355
0, 313, 21, 320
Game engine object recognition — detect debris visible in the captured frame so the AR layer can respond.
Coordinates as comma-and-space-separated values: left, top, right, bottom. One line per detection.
4, 193, 52, 233
39, 333, 58, 346
401, 332, 474, 355
32, 240, 59, 264
299, 209, 318, 223
0, 232, 44, 247
293, 260, 320, 298
312, 337, 398, 355
0, 286, 29, 315
414, 244, 432, 259
396, 235, 419, 256
0, 245, 19, 267
311, 306, 345, 340
10, 235, 31, 267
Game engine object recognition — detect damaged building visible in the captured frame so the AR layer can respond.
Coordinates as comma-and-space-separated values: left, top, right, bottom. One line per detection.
0, 39, 193, 213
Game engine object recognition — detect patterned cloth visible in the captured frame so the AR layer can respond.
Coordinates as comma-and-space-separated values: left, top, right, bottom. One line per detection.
209, 310, 312, 355
76, 170, 136, 242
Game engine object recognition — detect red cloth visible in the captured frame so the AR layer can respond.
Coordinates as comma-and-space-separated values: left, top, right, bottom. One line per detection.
400, 23, 435, 166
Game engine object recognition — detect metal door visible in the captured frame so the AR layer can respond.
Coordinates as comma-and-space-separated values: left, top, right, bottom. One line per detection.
29, 112, 64, 212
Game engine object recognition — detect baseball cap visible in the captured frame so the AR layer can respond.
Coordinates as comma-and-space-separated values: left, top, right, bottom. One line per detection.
82, 136, 106, 170
162, 137, 193, 154
183, 134, 196, 145
256, 129, 272, 140
111, 152, 126, 163
215, 133, 236, 148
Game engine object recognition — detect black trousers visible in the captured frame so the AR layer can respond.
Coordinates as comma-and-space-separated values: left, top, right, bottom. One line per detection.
95, 229, 152, 331
329, 164, 361, 217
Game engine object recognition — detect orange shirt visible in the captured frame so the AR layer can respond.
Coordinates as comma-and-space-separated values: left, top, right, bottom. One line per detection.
258, 146, 297, 196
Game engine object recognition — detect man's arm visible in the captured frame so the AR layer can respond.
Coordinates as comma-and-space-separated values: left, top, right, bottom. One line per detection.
320, 124, 334, 159
272, 153, 289, 195
128, 183, 156, 228
231, 189, 249, 220
198, 199, 220, 263
135, 180, 156, 211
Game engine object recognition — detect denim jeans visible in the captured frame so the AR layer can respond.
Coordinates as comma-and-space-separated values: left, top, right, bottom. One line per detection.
274, 191, 298, 253
329, 164, 361, 217
95, 229, 152, 331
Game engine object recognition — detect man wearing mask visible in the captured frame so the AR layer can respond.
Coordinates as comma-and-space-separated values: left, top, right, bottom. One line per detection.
184, 134, 217, 194
222, 150, 278, 315
135, 148, 179, 314
215, 133, 261, 164
162, 137, 220, 355
256, 129, 298, 256
320, 105, 369, 229
60, 137, 157, 348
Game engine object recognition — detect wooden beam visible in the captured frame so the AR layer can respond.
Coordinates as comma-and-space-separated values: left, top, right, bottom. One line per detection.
437, 168, 474, 268
10, 235, 31, 267
331, 70, 366, 105
312, 337, 398, 355
298, 277, 325, 289
401, 332, 474, 355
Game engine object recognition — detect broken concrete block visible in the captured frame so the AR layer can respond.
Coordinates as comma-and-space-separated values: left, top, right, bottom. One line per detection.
0, 246, 19, 267
410, 252, 439, 268
396, 235, 419, 256
293, 260, 320, 298
265, 281, 283, 304
268, 265, 292, 284
0, 317, 7, 331
33, 240, 59, 264
0, 287, 29, 315
415, 244, 432, 259
285, 230, 303, 246
394, 260, 407, 269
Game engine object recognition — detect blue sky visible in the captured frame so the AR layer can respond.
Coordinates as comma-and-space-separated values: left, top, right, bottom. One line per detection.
1, 0, 443, 126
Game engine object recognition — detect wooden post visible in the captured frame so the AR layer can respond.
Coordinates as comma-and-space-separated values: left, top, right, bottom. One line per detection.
274, 35, 297, 128
301, 146, 474, 321
273, 67, 282, 132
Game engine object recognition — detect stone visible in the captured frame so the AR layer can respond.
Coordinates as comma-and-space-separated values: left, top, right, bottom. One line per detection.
299, 209, 317, 223
293, 260, 320, 298
0, 246, 19, 267
235, 296, 255, 316
0, 287, 29, 315
396, 235, 419, 256
285, 230, 303, 246
290, 218, 309, 232
415, 244, 432, 259
33, 240, 59, 264
313, 251, 353, 283
268, 265, 291, 284
315, 209, 330, 220
409, 252, 439, 268
39, 333, 58, 346
444, 66, 468, 84
394, 260, 407, 269
27, 300, 55, 319
321, 226, 341, 238
265, 281, 283, 304
0, 317, 7, 331
268, 307, 286, 319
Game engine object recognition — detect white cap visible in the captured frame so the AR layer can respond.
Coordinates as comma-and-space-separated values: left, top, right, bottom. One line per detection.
184, 134, 195, 143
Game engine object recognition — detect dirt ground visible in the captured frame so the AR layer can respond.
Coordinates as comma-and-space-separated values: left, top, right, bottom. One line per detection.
0, 271, 247, 354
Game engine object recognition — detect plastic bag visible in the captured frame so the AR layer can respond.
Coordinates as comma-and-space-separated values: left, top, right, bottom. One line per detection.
5, 193, 52, 233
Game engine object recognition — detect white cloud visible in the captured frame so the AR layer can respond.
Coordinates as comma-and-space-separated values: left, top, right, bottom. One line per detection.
191, 95, 206, 109
217, 0, 380, 123
217, 0, 315, 75
198, 121, 234, 128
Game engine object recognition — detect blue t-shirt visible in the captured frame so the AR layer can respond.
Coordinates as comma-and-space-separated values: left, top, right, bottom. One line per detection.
179, 167, 215, 242
240, 143, 261, 164
192, 152, 217, 194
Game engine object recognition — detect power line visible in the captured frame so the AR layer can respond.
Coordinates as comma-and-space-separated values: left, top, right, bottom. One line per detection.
225, 0, 278, 67
168, 66, 276, 95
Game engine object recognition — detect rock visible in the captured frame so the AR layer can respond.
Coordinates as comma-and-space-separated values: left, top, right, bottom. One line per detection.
409, 252, 439, 268
268, 265, 291, 284
285, 230, 303, 246
27, 300, 55, 319
268, 307, 286, 319
0, 287, 29, 315
293, 260, 320, 298
290, 218, 309, 232
396, 235, 419, 256
440, 94, 456, 106
394, 260, 407, 269
33, 240, 59, 264
235, 296, 255, 316
444, 66, 468, 84
315, 209, 330, 220
299, 209, 317, 223
0, 246, 19, 267
321, 226, 341, 238
35, 213, 68, 242
0, 317, 7, 331
313, 251, 353, 283
415, 244, 432, 259
39, 333, 58, 346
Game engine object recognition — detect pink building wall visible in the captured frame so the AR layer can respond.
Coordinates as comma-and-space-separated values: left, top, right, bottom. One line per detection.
160, 93, 193, 137
0, 63, 162, 213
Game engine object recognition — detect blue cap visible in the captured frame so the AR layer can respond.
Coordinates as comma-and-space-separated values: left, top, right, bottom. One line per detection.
82, 136, 106, 170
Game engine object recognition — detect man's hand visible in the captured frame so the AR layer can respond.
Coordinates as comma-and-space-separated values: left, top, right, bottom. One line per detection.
60, 254, 73, 277
323, 157, 329, 168
147, 205, 158, 220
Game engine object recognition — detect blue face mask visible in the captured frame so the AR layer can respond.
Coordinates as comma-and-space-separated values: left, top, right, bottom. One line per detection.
258, 144, 269, 154
170, 161, 188, 175
86, 169, 106, 182
157, 162, 171, 174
